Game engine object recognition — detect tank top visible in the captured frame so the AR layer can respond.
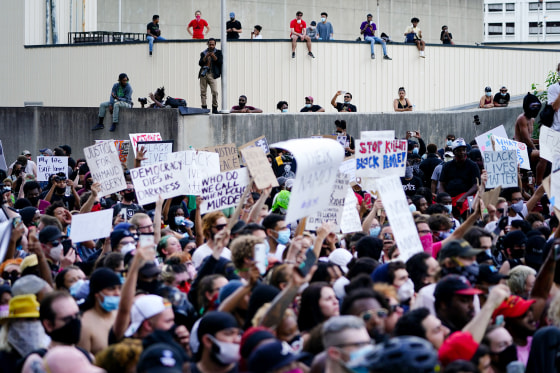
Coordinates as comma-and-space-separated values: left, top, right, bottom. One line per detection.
398, 99, 410, 109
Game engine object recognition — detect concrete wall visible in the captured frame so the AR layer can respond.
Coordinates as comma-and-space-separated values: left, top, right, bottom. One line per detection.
96, 0, 484, 45
0, 106, 522, 171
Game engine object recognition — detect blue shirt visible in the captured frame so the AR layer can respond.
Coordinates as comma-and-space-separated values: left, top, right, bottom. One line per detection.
317, 22, 333, 40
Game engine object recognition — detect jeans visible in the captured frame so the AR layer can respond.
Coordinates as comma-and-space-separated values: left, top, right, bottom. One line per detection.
365, 35, 387, 56
147, 36, 166, 52
99, 101, 132, 123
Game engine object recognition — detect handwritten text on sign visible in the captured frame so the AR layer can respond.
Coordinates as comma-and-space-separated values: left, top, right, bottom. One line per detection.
539, 126, 560, 162
241, 147, 279, 190
37, 156, 68, 181
130, 160, 185, 205
138, 141, 174, 166
306, 168, 351, 231
166, 151, 221, 195
84, 142, 126, 195
200, 168, 249, 214
356, 139, 407, 178
483, 150, 518, 188
200, 143, 240, 172
129, 133, 162, 156
491, 135, 530, 170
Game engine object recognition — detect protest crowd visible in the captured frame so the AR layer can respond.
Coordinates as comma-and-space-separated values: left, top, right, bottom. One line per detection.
2, 72, 560, 373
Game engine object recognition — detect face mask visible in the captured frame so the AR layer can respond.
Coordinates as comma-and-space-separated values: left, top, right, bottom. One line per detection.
282, 109, 288, 113
50, 244, 64, 262
86, 180, 93, 188
486, 92, 492, 97
55, 187, 66, 194
8, 320, 48, 357
412, 147, 419, 155
344, 345, 375, 373
274, 229, 290, 245
49, 317, 81, 345
511, 249, 525, 259
137, 279, 161, 294
289, 334, 304, 353
492, 344, 518, 371
69, 279, 85, 297
196, 15, 201, 20
436, 231, 451, 240
175, 216, 186, 226
409, 204, 416, 212
420, 233, 433, 254
445, 204, 453, 214
0, 304, 8, 318
398, 279, 415, 301
447, 140, 453, 146
501, 92, 506, 96
230, 17, 234, 21
99, 294, 120, 312
297, 19, 301, 24
28, 196, 39, 206
285, 370, 303, 373
121, 242, 136, 256
123, 192, 136, 201
209, 335, 240, 365
405, 166, 413, 178
238, 102, 246, 108
511, 200, 524, 213
370, 226, 381, 237
321, 17, 326, 22
305, 104, 311, 108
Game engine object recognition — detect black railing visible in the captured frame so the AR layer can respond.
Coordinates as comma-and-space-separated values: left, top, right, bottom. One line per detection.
68, 31, 147, 44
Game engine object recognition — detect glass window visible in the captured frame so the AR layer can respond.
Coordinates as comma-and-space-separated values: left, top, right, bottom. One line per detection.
488, 23, 503, 35
529, 22, 541, 34
488, 3, 503, 12
546, 21, 560, 34
506, 3, 515, 11
506, 23, 515, 35
547, 2, 560, 10
529, 2, 542, 10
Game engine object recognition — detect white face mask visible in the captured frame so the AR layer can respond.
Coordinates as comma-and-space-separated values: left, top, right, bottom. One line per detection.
397, 279, 415, 302
50, 244, 63, 262
297, 19, 301, 24
121, 242, 136, 256
209, 335, 240, 365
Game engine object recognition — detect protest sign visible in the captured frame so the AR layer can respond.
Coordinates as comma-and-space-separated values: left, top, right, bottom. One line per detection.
340, 188, 363, 233
138, 140, 174, 166
37, 156, 68, 181
272, 138, 345, 224
69, 209, 113, 243
241, 147, 279, 190
552, 155, 560, 208
84, 142, 127, 195
491, 135, 530, 170
95, 140, 131, 163
475, 125, 508, 152
360, 130, 395, 140
539, 126, 560, 162
0, 219, 12, 262
306, 167, 351, 231
200, 168, 250, 214
355, 136, 408, 178
482, 186, 502, 211
200, 143, 240, 172
483, 150, 517, 188
130, 158, 188, 205
0, 141, 7, 171
375, 175, 423, 261
129, 133, 162, 156
239, 135, 270, 155
165, 150, 221, 195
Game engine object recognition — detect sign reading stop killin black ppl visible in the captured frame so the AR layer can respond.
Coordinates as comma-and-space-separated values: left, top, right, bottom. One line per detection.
355, 136, 407, 178
200, 168, 250, 214
483, 150, 518, 189
84, 142, 127, 195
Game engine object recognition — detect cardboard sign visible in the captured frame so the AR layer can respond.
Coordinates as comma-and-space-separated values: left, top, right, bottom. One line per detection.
491, 135, 530, 170
0, 140, 7, 171
241, 147, 279, 190
84, 142, 127, 196
165, 150, 221, 195
355, 138, 408, 178
539, 126, 560, 162
69, 209, 113, 243
129, 133, 162, 156
271, 138, 345, 224
130, 158, 189, 205
138, 140, 174, 166
239, 135, 270, 155
37, 156, 68, 181
475, 125, 508, 152
200, 168, 250, 214
0, 219, 13, 262
340, 188, 363, 233
200, 143, 240, 172
95, 140, 131, 163
306, 168, 351, 231
375, 176, 423, 261
483, 150, 518, 188
552, 155, 560, 208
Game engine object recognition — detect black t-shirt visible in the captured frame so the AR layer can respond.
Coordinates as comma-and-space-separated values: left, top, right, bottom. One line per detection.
440, 31, 452, 44
439, 159, 481, 197
41, 191, 76, 211
335, 102, 357, 112
226, 20, 242, 40
300, 105, 323, 112
147, 22, 160, 36
112, 201, 142, 219
493, 92, 510, 106
400, 175, 423, 197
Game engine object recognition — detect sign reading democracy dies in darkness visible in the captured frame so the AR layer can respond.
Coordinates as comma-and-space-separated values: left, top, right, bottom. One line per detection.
483, 150, 517, 189
84, 142, 127, 195
355, 132, 407, 178
130, 159, 187, 205
200, 168, 250, 214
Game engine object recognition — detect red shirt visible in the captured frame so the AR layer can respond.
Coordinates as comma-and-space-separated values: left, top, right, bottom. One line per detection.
290, 19, 306, 36
188, 18, 208, 39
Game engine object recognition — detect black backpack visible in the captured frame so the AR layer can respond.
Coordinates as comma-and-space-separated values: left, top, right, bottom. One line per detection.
165, 97, 187, 108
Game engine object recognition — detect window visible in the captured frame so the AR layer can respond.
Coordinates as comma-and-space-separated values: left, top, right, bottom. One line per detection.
529, 22, 541, 34
488, 23, 503, 35
547, 2, 560, 10
488, 3, 503, 12
506, 3, 515, 11
506, 22, 515, 35
529, 2, 542, 11
546, 21, 560, 34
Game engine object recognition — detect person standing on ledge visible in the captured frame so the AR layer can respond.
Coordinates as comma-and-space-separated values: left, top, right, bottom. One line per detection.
92, 73, 133, 132
198, 38, 222, 114
331, 91, 357, 112
187, 10, 209, 39
226, 12, 242, 40
146, 15, 165, 56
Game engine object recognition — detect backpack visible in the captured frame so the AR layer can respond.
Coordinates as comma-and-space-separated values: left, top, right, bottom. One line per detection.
165, 97, 187, 108
539, 103, 555, 127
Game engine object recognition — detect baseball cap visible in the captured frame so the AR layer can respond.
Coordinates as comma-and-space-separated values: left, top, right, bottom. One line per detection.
229, 12, 235, 17
20, 254, 38, 272
140, 261, 161, 278
39, 148, 53, 156
197, 311, 239, 342
478, 264, 508, 285
12, 275, 48, 296
110, 229, 134, 249
493, 295, 536, 320
231, 220, 247, 235
485, 86, 492, 92
284, 179, 294, 190
305, 96, 313, 102
136, 342, 184, 373
89, 268, 122, 295
21, 150, 32, 156
328, 248, 353, 274
502, 230, 527, 249
310, 21, 317, 26
434, 275, 483, 302
38, 226, 62, 244
248, 340, 308, 373
451, 138, 467, 150
2, 294, 40, 321
124, 295, 171, 337
438, 331, 478, 367
444, 151, 454, 159
59, 145, 72, 154
439, 239, 483, 260
367, 13, 373, 17
240, 327, 276, 359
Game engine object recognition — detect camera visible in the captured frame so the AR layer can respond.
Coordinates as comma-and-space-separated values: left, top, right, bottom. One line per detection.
473, 115, 481, 126
200, 66, 210, 77
138, 97, 148, 105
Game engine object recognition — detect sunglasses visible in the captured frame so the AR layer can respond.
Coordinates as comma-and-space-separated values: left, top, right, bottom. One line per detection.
344, 96, 351, 99
50, 240, 60, 246
54, 176, 67, 182
2, 270, 19, 279
361, 308, 389, 321
214, 224, 227, 231
500, 90, 507, 92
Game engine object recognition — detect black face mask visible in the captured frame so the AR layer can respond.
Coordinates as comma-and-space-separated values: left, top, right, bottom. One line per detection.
55, 187, 66, 195
238, 102, 246, 108
28, 196, 39, 206
48, 317, 82, 345
123, 192, 136, 201
137, 279, 162, 294
492, 344, 518, 372
511, 249, 525, 259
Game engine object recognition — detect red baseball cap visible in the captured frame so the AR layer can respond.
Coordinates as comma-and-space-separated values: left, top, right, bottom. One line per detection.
492, 295, 536, 320
438, 331, 479, 367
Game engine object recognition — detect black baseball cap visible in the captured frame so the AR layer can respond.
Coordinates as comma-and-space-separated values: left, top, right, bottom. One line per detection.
478, 264, 508, 285
136, 342, 184, 373
248, 340, 309, 372
439, 239, 483, 260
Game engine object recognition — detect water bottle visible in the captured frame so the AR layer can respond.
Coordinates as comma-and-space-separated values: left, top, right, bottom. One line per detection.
65, 186, 72, 197
506, 361, 524, 373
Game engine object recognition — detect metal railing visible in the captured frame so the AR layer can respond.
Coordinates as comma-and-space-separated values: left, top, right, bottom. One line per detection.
67, 31, 147, 44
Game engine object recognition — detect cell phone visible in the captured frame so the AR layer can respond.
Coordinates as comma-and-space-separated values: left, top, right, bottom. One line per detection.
138, 233, 155, 249
254, 243, 268, 275
12, 216, 21, 228
62, 239, 73, 256
120, 208, 127, 220
554, 244, 560, 261
297, 249, 317, 277
364, 193, 373, 210
383, 232, 394, 241
467, 196, 474, 209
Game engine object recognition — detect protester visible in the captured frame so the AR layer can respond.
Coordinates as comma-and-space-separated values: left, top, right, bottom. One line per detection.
198, 38, 223, 114
146, 15, 165, 56
290, 11, 314, 58
187, 10, 209, 39
92, 73, 132, 132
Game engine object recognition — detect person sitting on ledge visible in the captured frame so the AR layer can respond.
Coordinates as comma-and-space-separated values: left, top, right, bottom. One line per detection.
139, 87, 167, 109
231, 95, 263, 113
92, 73, 133, 132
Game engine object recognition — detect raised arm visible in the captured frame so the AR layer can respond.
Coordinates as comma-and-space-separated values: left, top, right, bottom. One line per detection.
79, 182, 100, 214
463, 284, 510, 342
331, 91, 341, 108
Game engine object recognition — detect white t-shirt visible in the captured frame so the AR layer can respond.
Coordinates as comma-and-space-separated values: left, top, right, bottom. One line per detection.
547, 82, 560, 131
252, 34, 262, 39
192, 243, 231, 269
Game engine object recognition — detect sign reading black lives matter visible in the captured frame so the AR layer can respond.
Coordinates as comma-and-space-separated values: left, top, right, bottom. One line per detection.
84, 142, 127, 195
200, 168, 250, 214
483, 150, 517, 189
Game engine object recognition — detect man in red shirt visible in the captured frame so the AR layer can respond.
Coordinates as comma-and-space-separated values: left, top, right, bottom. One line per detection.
290, 11, 314, 59
187, 10, 210, 39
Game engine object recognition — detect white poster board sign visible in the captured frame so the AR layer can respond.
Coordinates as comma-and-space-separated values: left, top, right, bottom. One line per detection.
306, 168, 351, 231
0, 141, 7, 171
491, 135, 530, 170
166, 150, 221, 195
475, 125, 508, 152
200, 168, 250, 214
138, 140, 174, 166
130, 158, 189, 205
539, 126, 560, 162
129, 133, 162, 156
271, 138, 345, 224
355, 138, 408, 178
84, 142, 127, 196
340, 188, 363, 233
375, 176, 423, 261
483, 150, 518, 189
69, 209, 113, 243
552, 155, 560, 208
37, 156, 68, 181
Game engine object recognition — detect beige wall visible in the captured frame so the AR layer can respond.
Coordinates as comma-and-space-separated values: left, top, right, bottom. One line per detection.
96, 0, 484, 45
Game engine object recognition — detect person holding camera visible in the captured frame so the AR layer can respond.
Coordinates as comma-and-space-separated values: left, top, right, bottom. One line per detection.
198, 38, 223, 114
360, 13, 392, 60
139, 87, 166, 109
146, 15, 165, 56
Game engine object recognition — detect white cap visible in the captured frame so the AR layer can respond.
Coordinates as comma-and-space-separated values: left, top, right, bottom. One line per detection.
451, 138, 467, 151
328, 248, 353, 274
124, 295, 170, 337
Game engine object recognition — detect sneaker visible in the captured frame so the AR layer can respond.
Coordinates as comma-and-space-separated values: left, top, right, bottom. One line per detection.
109, 123, 117, 132
212, 106, 219, 114
201, 105, 208, 109
384, 55, 392, 60
371, 54, 375, 59
308, 52, 315, 58
149, 51, 152, 56
420, 51, 425, 58
91, 124, 104, 131
292, 52, 295, 58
